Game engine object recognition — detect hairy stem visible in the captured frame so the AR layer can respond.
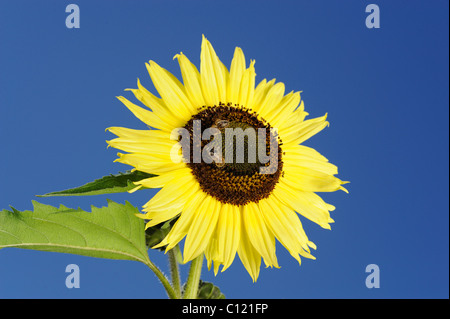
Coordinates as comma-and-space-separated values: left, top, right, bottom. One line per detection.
183, 254, 204, 299
144, 258, 177, 299
168, 248, 181, 298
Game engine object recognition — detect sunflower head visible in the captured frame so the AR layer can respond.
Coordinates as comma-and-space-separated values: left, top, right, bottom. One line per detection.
107, 35, 348, 281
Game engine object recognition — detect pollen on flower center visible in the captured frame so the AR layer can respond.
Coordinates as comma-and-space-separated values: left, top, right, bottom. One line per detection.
183, 102, 283, 206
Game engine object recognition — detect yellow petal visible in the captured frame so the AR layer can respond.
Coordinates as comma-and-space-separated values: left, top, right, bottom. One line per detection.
227, 47, 246, 104
237, 206, 261, 282
116, 96, 173, 132
183, 196, 221, 262
259, 197, 314, 264
143, 173, 198, 211
254, 82, 285, 123
106, 126, 170, 140
279, 103, 308, 130
125, 79, 185, 127
134, 167, 192, 188
280, 114, 329, 146
200, 35, 227, 105
283, 145, 338, 175
273, 182, 334, 229
243, 202, 279, 268
237, 60, 256, 109
219, 59, 230, 103
146, 61, 195, 119
144, 206, 181, 229
154, 190, 207, 250
107, 137, 177, 157
174, 52, 206, 109
283, 166, 345, 193
252, 78, 275, 112
218, 204, 241, 272
268, 91, 301, 129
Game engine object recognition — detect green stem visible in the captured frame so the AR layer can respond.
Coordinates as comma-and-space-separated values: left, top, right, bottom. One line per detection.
183, 254, 204, 299
168, 248, 181, 298
144, 258, 178, 299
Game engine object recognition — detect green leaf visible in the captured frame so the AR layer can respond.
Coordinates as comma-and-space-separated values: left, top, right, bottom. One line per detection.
37, 170, 155, 197
0, 200, 150, 264
145, 217, 178, 251
197, 280, 226, 299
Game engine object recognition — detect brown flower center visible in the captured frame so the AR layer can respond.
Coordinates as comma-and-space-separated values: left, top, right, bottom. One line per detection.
183, 103, 283, 206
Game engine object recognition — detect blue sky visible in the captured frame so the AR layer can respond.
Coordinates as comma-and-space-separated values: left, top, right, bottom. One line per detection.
0, 0, 448, 299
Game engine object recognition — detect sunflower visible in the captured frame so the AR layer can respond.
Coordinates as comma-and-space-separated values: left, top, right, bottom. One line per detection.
107, 35, 348, 281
